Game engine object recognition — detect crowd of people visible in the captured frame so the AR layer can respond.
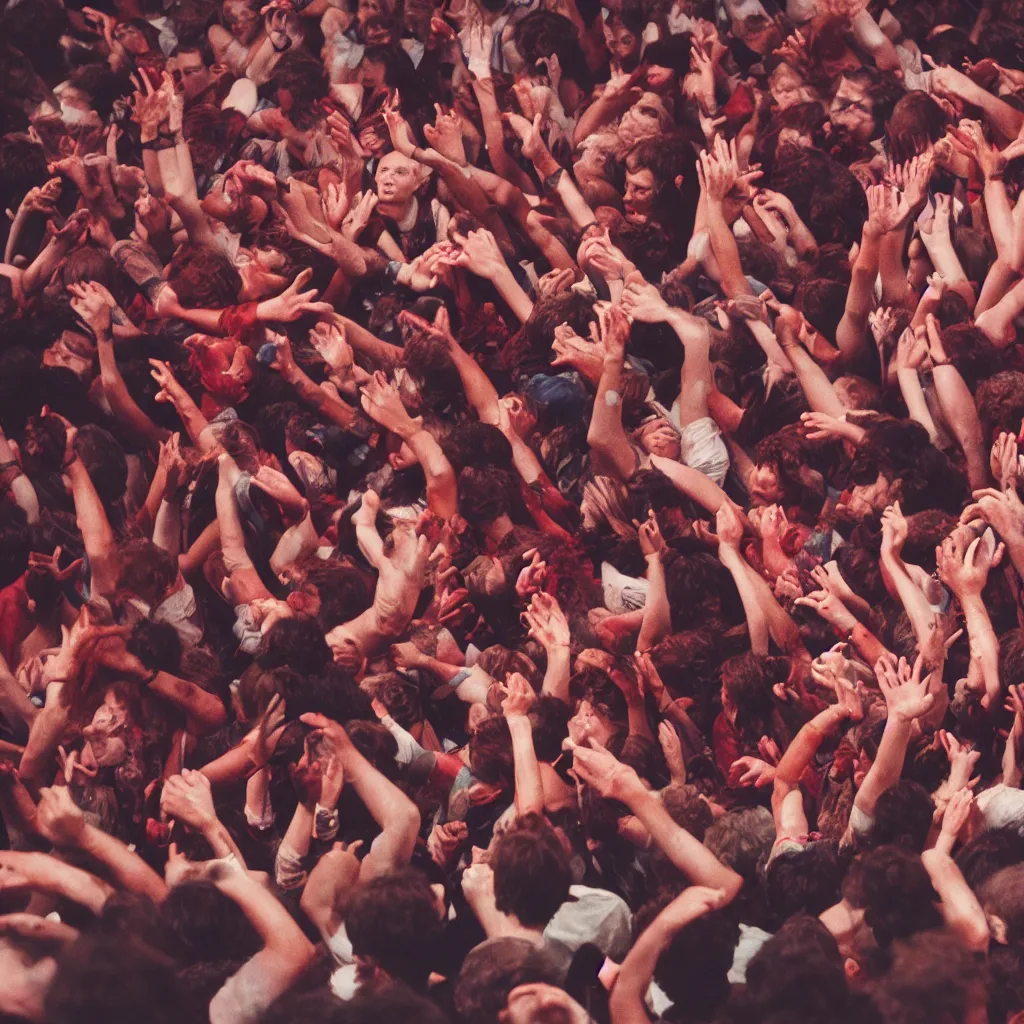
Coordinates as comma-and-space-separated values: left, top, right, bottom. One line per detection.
2, 0, 1024, 1020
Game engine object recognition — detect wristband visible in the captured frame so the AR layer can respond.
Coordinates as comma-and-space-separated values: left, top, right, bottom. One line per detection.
385, 259, 403, 284
543, 167, 566, 192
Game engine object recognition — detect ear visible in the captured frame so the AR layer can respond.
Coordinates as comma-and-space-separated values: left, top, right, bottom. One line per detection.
988, 913, 1008, 945
674, 174, 684, 190
843, 957, 860, 981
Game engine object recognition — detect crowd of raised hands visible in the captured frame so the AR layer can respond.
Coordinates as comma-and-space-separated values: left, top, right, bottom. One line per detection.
5, 0, 1024, 1021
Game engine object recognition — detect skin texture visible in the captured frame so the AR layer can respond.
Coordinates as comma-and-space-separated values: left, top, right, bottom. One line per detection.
3, 5, 1022, 1024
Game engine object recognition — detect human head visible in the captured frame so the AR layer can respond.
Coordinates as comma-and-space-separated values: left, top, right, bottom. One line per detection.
490, 813, 572, 929
980, 864, 1024, 946
115, 539, 179, 607
346, 868, 444, 991
868, 929, 988, 1024
454, 938, 563, 1024
43, 936, 193, 1024
374, 150, 429, 216
221, 0, 262, 45
172, 44, 214, 102
765, 841, 843, 926
846, 846, 942, 949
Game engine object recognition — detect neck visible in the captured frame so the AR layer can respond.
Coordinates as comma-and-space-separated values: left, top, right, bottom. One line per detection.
379, 195, 418, 231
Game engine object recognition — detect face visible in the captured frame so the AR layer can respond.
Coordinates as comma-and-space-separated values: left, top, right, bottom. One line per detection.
645, 64, 676, 93
174, 51, 212, 101
114, 22, 149, 55
359, 55, 387, 89
638, 418, 681, 460
375, 150, 423, 209
83, 690, 131, 767
200, 174, 241, 221
568, 698, 614, 748
830, 78, 876, 144
223, 0, 262, 44
623, 167, 656, 221
603, 21, 638, 65
723, 0, 776, 51
748, 462, 783, 506
357, 0, 382, 25
770, 65, 809, 110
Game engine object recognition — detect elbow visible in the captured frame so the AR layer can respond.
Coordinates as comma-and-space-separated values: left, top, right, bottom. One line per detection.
721, 870, 743, 903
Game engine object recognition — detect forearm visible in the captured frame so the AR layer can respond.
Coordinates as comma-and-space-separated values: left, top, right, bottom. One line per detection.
775, 707, 843, 787
67, 459, 117, 595
22, 239, 73, 296
507, 715, 544, 817
18, 703, 67, 791
608, 917, 675, 1024
337, 316, 403, 370
837, 232, 881, 359
541, 646, 571, 702
651, 456, 730, 514
405, 427, 458, 518
624, 783, 741, 895
4, 207, 30, 263
745, 319, 793, 371
962, 595, 1002, 707
449, 343, 499, 424
636, 553, 671, 653
706, 201, 752, 298
779, 329, 845, 417
342, 747, 419, 871
985, 181, 1015, 261
921, 236, 973, 304
490, 267, 533, 323
471, 78, 535, 192
882, 551, 945, 664
200, 813, 247, 864
720, 546, 770, 654
152, 500, 181, 559
79, 823, 168, 903
282, 365, 357, 429
976, 275, 1024, 345
931, 366, 989, 490
216, 870, 315, 962
148, 672, 228, 735
896, 369, 940, 444
855, 715, 911, 817
589, 360, 635, 479
276, 803, 314, 887
920, 849, 989, 952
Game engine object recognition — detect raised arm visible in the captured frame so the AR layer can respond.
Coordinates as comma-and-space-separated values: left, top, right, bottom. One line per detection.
300, 714, 420, 879
574, 741, 742, 897
609, 886, 734, 1024
36, 786, 168, 904
854, 654, 934, 822
502, 675, 545, 818
586, 305, 636, 480
359, 370, 458, 519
